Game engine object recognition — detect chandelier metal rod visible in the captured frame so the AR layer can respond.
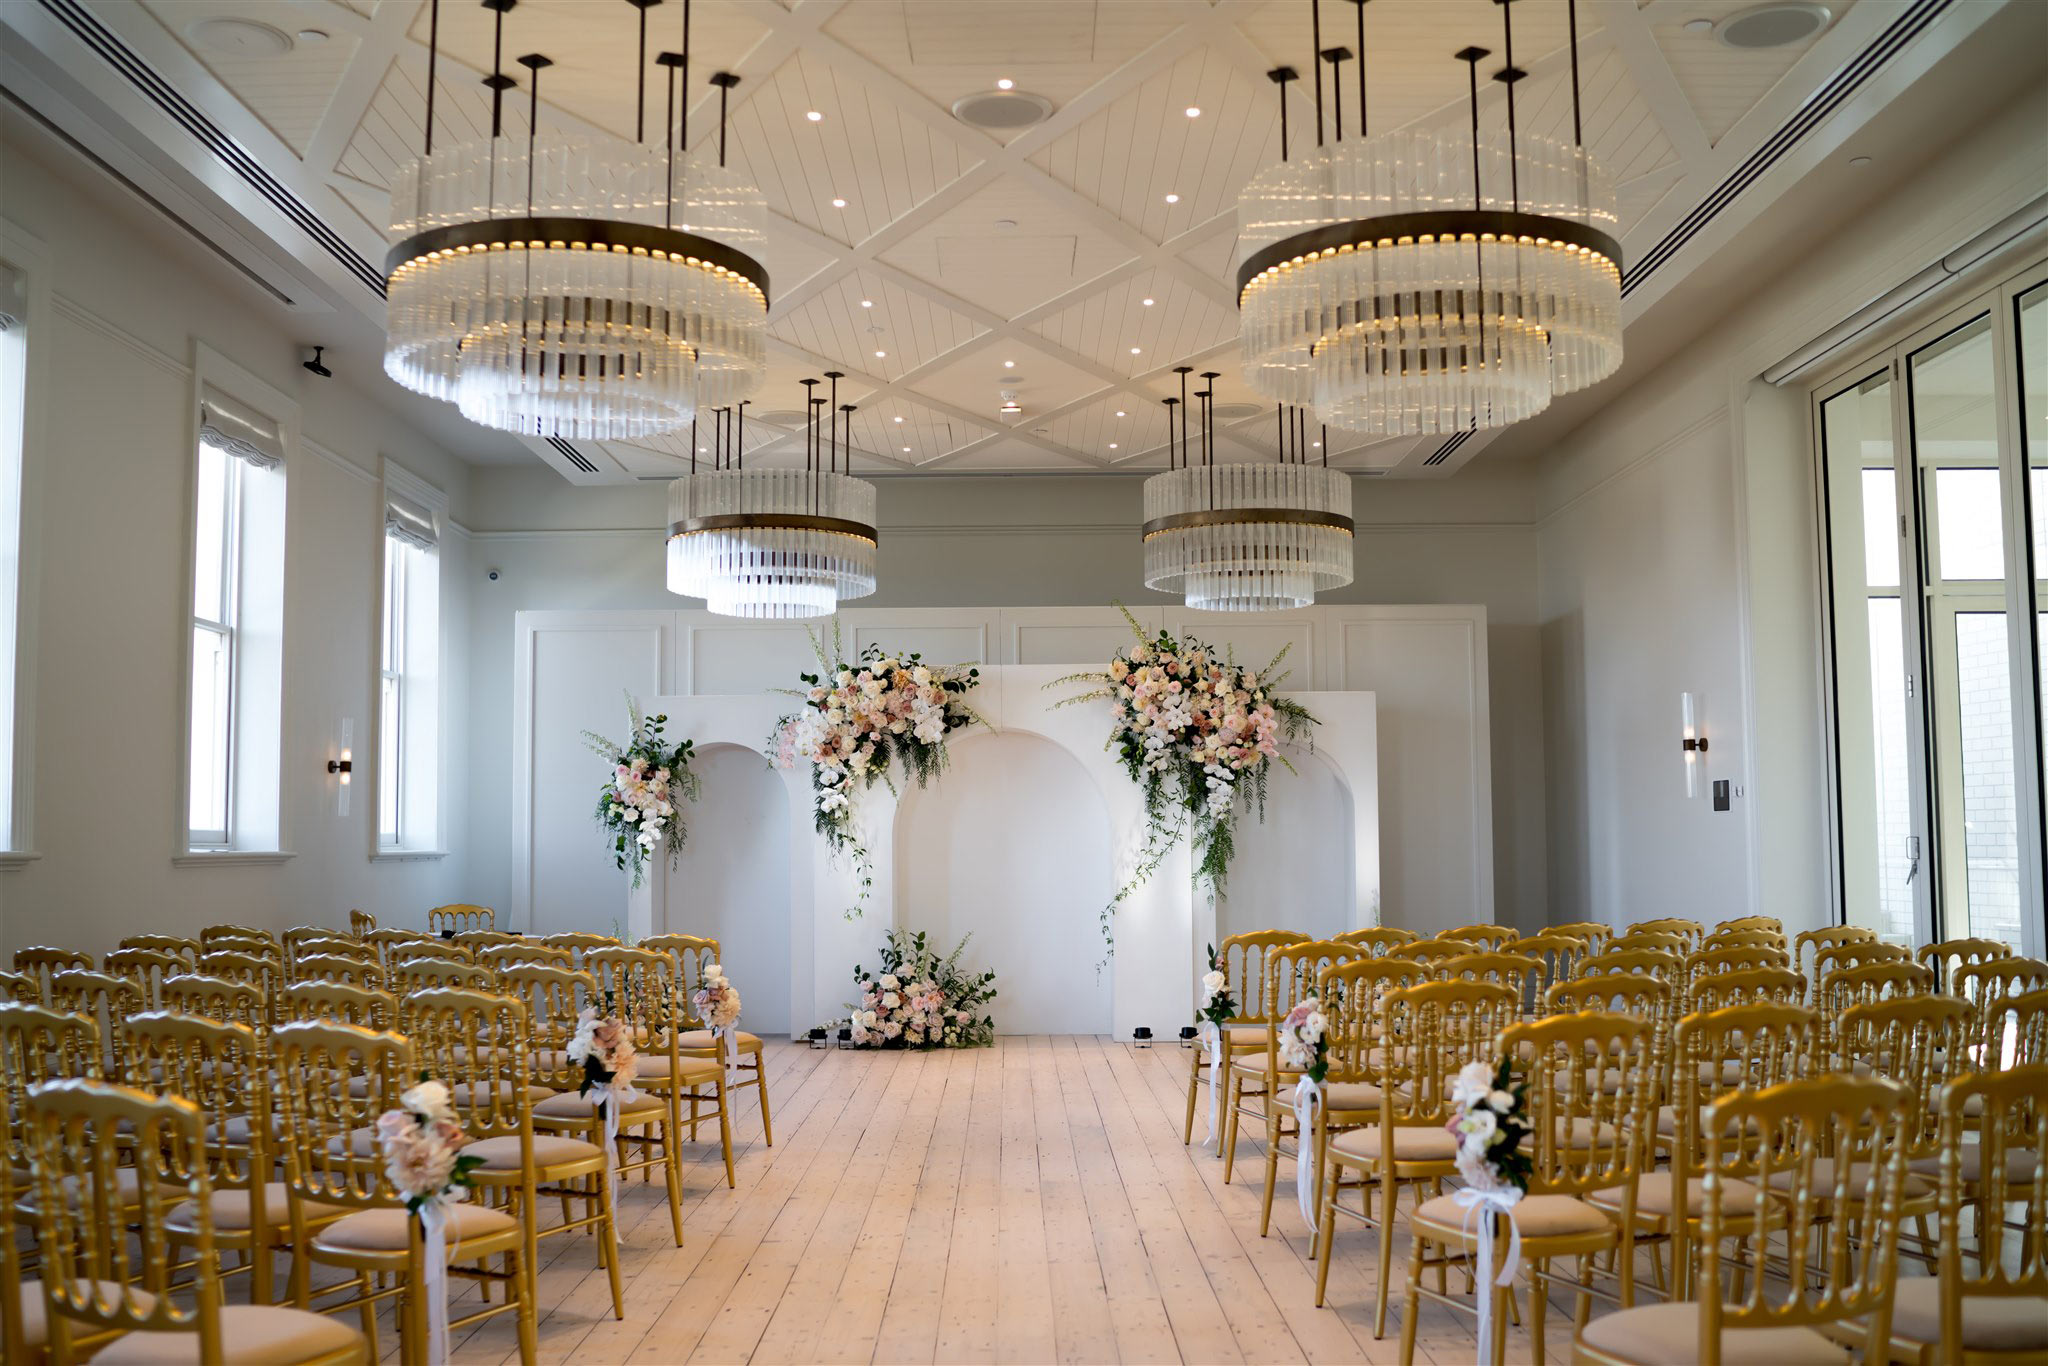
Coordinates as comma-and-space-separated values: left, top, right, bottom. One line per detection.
424, 0, 439, 156
659, 51, 682, 227
841, 403, 857, 475
517, 54, 551, 213
681, 0, 691, 149
1354, 0, 1368, 138
1268, 67, 1294, 162
630, 0, 657, 144
1321, 423, 1328, 468
1310, 0, 1324, 146
713, 71, 740, 167
1298, 407, 1308, 468
690, 416, 697, 475
1567, 0, 1583, 147
1176, 367, 1191, 475
826, 372, 841, 475
1497, 0, 1521, 212
486, 1, 509, 138
1162, 398, 1177, 470
1276, 406, 1285, 464
737, 399, 747, 470
1321, 46, 1349, 142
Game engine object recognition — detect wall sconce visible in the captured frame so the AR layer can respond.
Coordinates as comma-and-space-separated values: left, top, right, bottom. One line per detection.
1682, 693, 1708, 798
327, 718, 353, 816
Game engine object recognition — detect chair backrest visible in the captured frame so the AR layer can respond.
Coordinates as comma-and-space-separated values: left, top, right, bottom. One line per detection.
280, 979, 399, 1031
541, 930, 622, 973
427, 903, 495, 935
1792, 925, 1877, 980
1331, 927, 1419, 955
193, 950, 282, 993
1672, 1002, 1821, 1178
1265, 940, 1360, 1022
0, 1002, 100, 1176
1712, 915, 1783, 936
1937, 1064, 2048, 1338
388, 954, 495, 1003
642, 933, 720, 986
285, 935, 368, 970
1917, 936, 2013, 994
364, 925, 438, 958
1384, 939, 1467, 973
281, 925, 337, 950
1379, 979, 1521, 1127
47, 970, 143, 1078
291, 953, 387, 992
477, 941, 574, 977
2001, 986, 2048, 1069
501, 963, 599, 1094
1317, 958, 1429, 1086
160, 973, 268, 1031
1503, 1011, 1657, 1203
1955, 958, 2048, 1065
269, 1019, 414, 1220
120, 1012, 270, 1227
452, 928, 519, 952
1435, 923, 1516, 952
22, 1079, 231, 1360
0, 969, 36, 1005
1504, 933, 1589, 1005
1701, 928, 1787, 954
1609, 930, 1691, 957
1547, 921, 1612, 952
100, 949, 179, 1012
117, 934, 201, 965
1699, 1076, 1912, 1358
1623, 918, 1703, 950
387, 937, 472, 965
1208, 930, 1307, 1021
1835, 995, 1971, 1167
12, 946, 92, 1000
1684, 946, 1792, 992
349, 908, 376, 938
199, 924, 274, 948
1439, 952, 1542, 1015
1685, 965, 1807, 1015
586, 946, 682, 1074
1812, 940, 1911, 986
408, 988, 535, 1179
1816, 961, 1936, 1029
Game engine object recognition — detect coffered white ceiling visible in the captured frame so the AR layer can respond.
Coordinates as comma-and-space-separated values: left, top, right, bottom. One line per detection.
0, 0, 2016, 481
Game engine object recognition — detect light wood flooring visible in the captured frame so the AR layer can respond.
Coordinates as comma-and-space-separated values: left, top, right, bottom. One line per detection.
370, 1037, 1612, 1364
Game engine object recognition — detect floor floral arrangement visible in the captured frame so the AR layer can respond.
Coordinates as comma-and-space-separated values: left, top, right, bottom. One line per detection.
772, 624, 982, 918
582, 694, 700, 889
1052, 606, 1317, 951
828, 929, 997, 1048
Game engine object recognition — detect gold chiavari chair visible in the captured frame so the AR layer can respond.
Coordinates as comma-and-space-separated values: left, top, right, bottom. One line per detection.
99, 949, 179, 1013
646, 934, 778, 1149
281, 926, 339, 969
1713, 915, 1784, 937
290, 955, 386, 993
1505, 934, 1589, 1012
116, 934, 201, 966
539, 931, 619, 974
500, 961, 592, 1088
23, 1078, 367, 1365
1401, 1011, 1658, 1366
1812, 938, 1913, 983
12, 948, 91, 1003
271, 1020, 536, 1364
476, 942, 573, 981
1179, 930, 1305, 1146
1815, 960, 1937, 1063
1575, 946, 1685, 985
1550, 922, 1613, 953
1623, 918, 1704, 951
2002, 986, 2048, 1070
1880, 1063, 2048, 1363
1793, 924, 1878, 981
286, 937, 371, 971
385, 937, 472, 966
1546, 972, 1678, 1119
1576, 1074, 1914, 1366
427, 904, 495, 936
1383, 939, 1467, 974
1918, 937, 2015, 995
193, 950, 284, 1005
1591, 1002, 1818, 1297
1684, 943, 1792, 987
161, 974, 269, 1033
361, 926, 436, 970
1333, 927, 1420, 955
1304, 958, 1431, 1317
1957, 958, 2048, 1069
348, 910, 375, 939
1228, 939, 1360, 1231
47, 971, 143, 1082
1441, 951, 1543, 1018
279, 981, 399, 1033
0, 969, 36, 1005
2, 1002, 102, 1199
451, 930, 520, 957
1685, 964, 1808, 1015
413, 987, 625, 1322
199, 924, 274, 948
123, 1011, 335, 1307
1610, 930, 1693, 959
386, 955, 494, 1005
1700, 928, 1788, 955
1319, 978, 1521, 1339
1436, 923, 1517, 952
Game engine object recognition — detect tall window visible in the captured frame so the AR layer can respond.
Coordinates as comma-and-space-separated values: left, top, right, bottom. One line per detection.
1818, 258, 2048, 954
378, 473, 442, 853
184, 378, 288, 854
0, 261, 26, 852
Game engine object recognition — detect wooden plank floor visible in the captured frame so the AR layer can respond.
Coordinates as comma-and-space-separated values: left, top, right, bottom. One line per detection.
344, 1038, 1615, 1365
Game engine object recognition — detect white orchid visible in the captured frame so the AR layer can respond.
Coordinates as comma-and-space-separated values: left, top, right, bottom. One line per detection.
401, 1080, 454, 1123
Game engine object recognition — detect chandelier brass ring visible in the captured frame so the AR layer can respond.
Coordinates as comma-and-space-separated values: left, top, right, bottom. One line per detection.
1235, 210, 1623, 304
388, 216, 772, 308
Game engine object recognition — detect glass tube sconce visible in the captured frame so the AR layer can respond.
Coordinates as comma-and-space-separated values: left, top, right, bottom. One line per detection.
1681, 693, 1708, 798
327, 717, 354, 816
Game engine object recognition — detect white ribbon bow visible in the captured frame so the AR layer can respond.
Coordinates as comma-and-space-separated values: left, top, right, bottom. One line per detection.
419, 1201, 452, 1366
1451, 1183, 1524, 1361
589, 1072, 642, 1216
1199, 1022, 1224, 1150
1294, 1077, 1324, 1232
717, 1024, 746, 1085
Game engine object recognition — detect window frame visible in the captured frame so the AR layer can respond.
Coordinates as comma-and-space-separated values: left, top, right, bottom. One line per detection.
379, 535, 407, 847
187, 438, 241, 849
372, 459, 447, 860
0, 222, 49, 868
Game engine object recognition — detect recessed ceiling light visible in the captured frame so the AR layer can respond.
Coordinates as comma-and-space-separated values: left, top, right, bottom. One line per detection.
903, 446, 911, 452
1003, 359, 1015, 368
996, 78, 1014, 90
1130, 347, 1142, 355
894, 416, 904, 423
1312, 441, 1322, 448
874, 350, 887, 358
1142, 297, 1155, 306
1109, 443, 1119, 449
806, 110, 823, 122
831, 197, 847, 208
1185, 106, 1201, 119
860, 299, 873, 307
1164, 193, 1180, 204
1115, 410, 1126, 417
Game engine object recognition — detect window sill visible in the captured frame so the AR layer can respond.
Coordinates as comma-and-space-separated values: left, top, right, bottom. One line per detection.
371, 849, 449, 863
173, 850, 295, 867
0, 850, 39, 871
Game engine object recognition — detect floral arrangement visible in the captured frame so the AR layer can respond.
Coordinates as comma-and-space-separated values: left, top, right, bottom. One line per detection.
772, 624, 983, 918
836, 929, 997, 1049
1053, 607, 1317, 950
566, 1007, 639, 1106
583, 695, 701, 889
1446, 1058, 1534, 1195
1198, 943, 1236, 1026
691, 964, 743, 1031
375, 1080, 484, 1213
1277, 996, 1333, 1083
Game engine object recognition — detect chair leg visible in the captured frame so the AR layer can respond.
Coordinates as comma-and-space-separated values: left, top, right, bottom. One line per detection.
1528, 1257, 1546, 1366
1259, 1105, 1282, 1237
513, 1246, 538, 1366
663, 1116, 687, 1248
715, 1081, 736, 1189
358, 1292, 381, 1364
1313, 1159, 1340, 1307
1576, 1253, 1596, 1329
1486, 1273, 1511, 1366
598, 1167, 625, 1319
1398, 1233, 1425, 1366
1373, 1169, 1399, 1339
1222, 1078, 1243, 1184
1183, 1047, 1201, 1145
755, 1056, 776, 1148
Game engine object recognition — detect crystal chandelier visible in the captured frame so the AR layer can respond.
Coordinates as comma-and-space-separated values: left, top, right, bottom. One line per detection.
1235, 0, 1621, 437
384, 0, 769, 440
1143, 369, 1352, 612
667, 374, 878, 619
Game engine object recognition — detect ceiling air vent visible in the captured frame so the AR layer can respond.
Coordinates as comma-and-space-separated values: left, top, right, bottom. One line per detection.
951, 91, 1055, 131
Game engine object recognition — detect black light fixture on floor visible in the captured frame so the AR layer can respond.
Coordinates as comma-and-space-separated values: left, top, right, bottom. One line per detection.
1132, 1026, 1154, 1049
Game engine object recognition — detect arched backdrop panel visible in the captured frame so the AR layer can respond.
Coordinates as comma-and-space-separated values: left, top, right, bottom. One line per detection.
1215, 745, 1355, 946
894, 730, 1113, 1034
663, 742, 793, 1034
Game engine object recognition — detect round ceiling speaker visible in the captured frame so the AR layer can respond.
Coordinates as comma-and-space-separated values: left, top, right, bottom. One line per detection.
951, 90, 1056, 131
1716, 3, 1832, 49
1211, 402, 1265, 422
186, 17, 294, 56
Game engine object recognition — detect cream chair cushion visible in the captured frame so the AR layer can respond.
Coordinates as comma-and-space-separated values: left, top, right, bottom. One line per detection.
95, 1304, 363, 1364
1330, 1126, 1459, 1163
1414, 1192, 1614, 1244
1589, 1172, 1767, 1219
17, 1280, 155, 1352
314, 1203, 517, 1256
1905, 1146, 2038, 1184
1762, 1160, 1931, 1200
1577, 1302, 1848, 1365
673, 1029, 762, 1050
459, 1134, 606, 1170
532, 1089, 666, 1121
631, 1055, 723, 1083
167, 1183, 348, 1237
1886, 1277, 2048, 1352
1319, 1082, 1386, 1112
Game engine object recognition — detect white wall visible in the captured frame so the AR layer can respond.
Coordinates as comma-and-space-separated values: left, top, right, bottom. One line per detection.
0, 138, 475, 958
1533, 88, 2048, 936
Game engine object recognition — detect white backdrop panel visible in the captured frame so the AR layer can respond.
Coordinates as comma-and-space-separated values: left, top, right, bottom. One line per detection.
663, 742, 792, 1035
895, 731, 1112, 1034
1216, 745, 1355, 945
